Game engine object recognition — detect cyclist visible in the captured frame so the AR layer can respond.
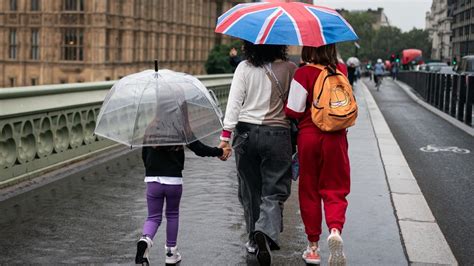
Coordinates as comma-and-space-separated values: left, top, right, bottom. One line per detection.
374, 59, 385, 89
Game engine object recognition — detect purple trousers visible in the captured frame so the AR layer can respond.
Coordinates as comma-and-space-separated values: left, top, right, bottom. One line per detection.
142, 182, 182, 247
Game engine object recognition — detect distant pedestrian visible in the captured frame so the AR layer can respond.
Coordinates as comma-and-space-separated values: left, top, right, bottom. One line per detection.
374, 58, 385, 86
285, 44, 351, 265
135, 116, 231, 265
347, 63, 356, 86
219, 41, 296, 265
229, 47, 243, 68
355, 66, 361, 81
391, 61, 399, 80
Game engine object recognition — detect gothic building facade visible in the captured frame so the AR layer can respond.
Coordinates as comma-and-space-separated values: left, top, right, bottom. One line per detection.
0, 0, 245, 87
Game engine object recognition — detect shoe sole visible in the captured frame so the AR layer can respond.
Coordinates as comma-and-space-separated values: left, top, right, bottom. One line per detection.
328, 235, 346, 266
135, 241, 150, 265
165, 257, 182, 265
255, 232, 271, 266
303, 256, 321, 265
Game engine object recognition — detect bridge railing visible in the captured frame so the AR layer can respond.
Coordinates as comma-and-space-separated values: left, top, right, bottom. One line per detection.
0, 74, 233, 188
398, 71, 474, 127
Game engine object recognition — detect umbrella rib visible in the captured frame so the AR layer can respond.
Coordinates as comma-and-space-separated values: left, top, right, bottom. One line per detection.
302, 6, 326, 45
216, 4, 279, 34
306, 6, 357, 40
279, 8, 303, 46
255, 8, 284, 44
130, 79, 152, 147
217, 2, 265, 24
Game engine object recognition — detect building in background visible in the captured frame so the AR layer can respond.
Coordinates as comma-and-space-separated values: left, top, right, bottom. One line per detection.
426, 0, 452, 62
0, 0, 245, 88
338, 8, 390, 30
449, 0, 474, 60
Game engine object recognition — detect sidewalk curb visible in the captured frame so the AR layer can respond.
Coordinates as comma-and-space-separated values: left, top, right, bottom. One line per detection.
359, 81, 458, 265
394, 80, 474, 137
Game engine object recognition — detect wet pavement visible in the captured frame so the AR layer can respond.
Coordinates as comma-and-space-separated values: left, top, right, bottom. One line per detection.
0, 83, 407, 265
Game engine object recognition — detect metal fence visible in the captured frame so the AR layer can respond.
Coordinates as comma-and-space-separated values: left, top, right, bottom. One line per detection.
0, 74, 233, 188
398, 71, 474, 127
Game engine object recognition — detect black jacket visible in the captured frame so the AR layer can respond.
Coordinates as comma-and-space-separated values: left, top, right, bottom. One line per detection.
142, 141, 223, 177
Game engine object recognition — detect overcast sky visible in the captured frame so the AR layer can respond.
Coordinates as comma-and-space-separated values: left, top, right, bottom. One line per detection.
313, 0, 432, 32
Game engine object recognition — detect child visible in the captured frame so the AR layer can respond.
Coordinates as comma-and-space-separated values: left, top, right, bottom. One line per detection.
135, 141, 229, 265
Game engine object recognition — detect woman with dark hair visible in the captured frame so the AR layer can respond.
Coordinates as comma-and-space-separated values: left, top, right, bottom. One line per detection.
219, 41, 297, 265
285, 44, 351, 266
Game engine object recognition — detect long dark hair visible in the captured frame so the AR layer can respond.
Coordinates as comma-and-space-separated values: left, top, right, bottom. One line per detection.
243, 41, 288, 67
301, 44, 338, 70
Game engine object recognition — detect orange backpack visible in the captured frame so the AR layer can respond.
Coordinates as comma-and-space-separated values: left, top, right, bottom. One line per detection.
309, 64, 358, 132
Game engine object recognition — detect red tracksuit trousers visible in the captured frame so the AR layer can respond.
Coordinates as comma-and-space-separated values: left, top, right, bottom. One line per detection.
297, 130, 351, 242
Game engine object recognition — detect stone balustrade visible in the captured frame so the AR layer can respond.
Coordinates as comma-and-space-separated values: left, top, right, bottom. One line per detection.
0, 74, 233, 188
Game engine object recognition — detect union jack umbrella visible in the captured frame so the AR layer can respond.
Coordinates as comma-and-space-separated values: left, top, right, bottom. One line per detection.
215, 1, 358, 47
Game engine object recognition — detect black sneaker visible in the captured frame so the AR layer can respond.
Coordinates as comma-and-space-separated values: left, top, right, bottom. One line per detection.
254, 231, 272, 266
135, 236, 153, 265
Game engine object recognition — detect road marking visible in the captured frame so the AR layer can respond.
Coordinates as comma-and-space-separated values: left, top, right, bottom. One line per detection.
420, 145, 470, 154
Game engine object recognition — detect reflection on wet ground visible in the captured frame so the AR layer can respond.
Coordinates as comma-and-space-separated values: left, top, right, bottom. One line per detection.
0, 147, 304, 265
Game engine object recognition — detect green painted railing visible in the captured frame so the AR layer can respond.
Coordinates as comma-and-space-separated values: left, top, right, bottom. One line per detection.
0, 74, 233, 188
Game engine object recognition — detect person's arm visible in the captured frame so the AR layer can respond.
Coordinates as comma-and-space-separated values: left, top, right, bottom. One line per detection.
229, 56, 242, 68
220, 62, 247, 142
187, 140, 223, 157
229, 48, 242, 68
141, 147, 148, 166
285, 68, 308, 120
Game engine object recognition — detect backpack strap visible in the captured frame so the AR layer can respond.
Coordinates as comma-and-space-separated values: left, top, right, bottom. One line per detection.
307, 64, 325, 71
307, 64, 339, 75
263, 63, 286, 103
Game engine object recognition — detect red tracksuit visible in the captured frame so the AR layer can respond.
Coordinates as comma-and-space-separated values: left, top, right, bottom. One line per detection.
285, 64, 351, 242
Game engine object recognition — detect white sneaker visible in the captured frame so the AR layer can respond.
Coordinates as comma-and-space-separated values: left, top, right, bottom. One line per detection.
327, 229, 346, 266
245, 240, 257, 254
165, 245, 182, 264
135, 236, 153, 265
302, 245, 321, 264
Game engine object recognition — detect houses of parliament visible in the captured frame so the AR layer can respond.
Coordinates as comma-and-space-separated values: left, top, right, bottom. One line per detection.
0, 0, 250, 87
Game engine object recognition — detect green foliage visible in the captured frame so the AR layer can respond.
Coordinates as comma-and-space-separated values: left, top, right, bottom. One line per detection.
401, 28, 431, 60
337, 11, 378, 61
337, 11, 432, 64
205, 41, 242, 74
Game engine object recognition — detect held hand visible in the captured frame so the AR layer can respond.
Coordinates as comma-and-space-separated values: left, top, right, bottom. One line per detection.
218, 141, 232, 161
221, 147, 232, 161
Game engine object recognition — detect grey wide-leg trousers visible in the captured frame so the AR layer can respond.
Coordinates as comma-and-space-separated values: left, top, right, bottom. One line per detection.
233, 122, 292, 249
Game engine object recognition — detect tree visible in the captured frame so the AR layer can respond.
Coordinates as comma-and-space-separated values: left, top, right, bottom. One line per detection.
205, 41, 242, 74
337, 11, 431, 64
370, 26, 403, 61
337, 11, 377, 61
401, 28, 431, 61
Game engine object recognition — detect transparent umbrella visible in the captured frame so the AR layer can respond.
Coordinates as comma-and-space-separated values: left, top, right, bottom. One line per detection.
94, 69, 223, 147
346, 57, 360, 67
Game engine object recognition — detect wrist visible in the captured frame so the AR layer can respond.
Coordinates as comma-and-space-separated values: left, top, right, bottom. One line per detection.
220, 130, 232, 142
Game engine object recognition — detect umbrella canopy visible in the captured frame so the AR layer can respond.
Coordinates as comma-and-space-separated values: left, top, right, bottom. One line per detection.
215, 1, 358, 47
402, 49, 423, 65
346, 57, 360, 67
94, 70, 223, 147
